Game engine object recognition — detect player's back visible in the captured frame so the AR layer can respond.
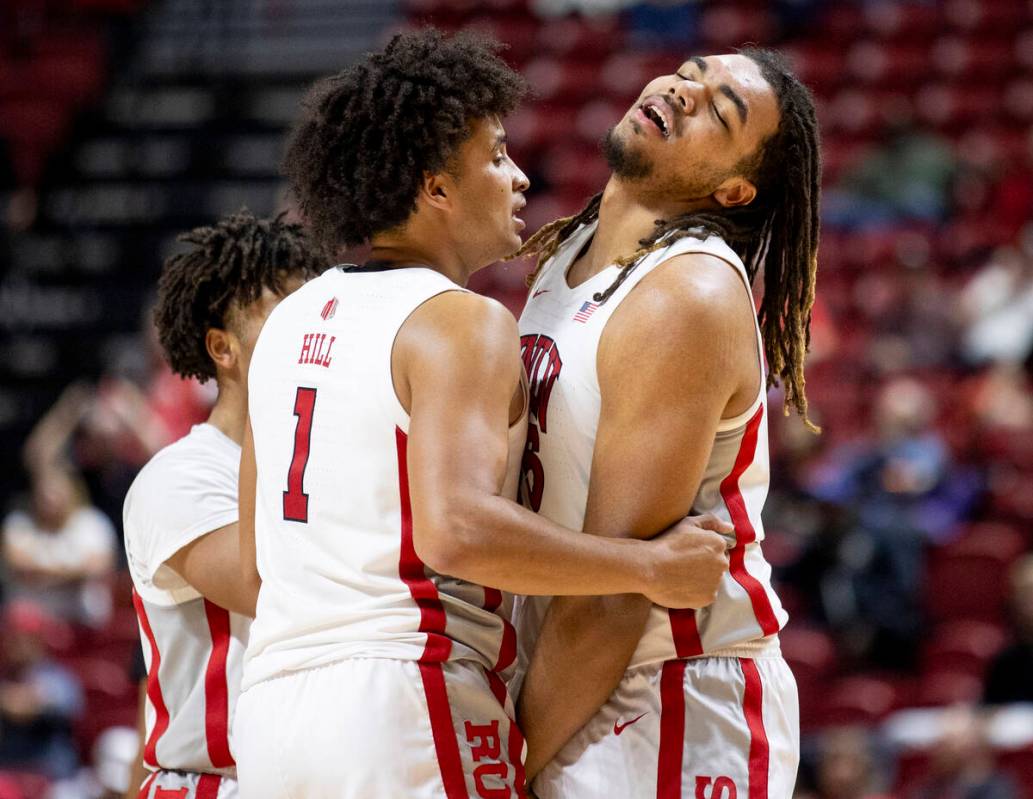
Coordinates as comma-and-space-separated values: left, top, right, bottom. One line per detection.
243, 266, 522, 691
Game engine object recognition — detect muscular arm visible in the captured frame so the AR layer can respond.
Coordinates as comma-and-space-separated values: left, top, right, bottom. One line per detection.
398, 291, 725, 603
517, 255, 760, 778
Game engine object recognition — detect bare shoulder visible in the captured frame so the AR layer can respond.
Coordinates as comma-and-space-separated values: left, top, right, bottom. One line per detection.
396, 289, 520, 392
407, 290, 516, 344
603, 252, 754, 355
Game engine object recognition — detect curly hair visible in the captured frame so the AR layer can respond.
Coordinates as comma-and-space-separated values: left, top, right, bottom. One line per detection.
515, 49, 822, 430
155, 209, 326, 383
283, 28, 527, 250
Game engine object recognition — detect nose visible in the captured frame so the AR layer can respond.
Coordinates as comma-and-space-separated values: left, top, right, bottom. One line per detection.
513, 163, 530, 193
669, 78, 704, 116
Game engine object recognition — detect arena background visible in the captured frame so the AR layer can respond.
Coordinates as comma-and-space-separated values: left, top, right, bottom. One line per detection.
1, 0, 1032, 796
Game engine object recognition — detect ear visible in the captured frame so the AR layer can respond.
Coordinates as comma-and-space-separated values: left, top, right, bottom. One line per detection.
419, 170, 453, 212
205, 327, 238, 374
712, 176, 757, 208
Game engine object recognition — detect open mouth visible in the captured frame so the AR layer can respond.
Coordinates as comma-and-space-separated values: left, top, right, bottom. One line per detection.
638, 99, 671, 138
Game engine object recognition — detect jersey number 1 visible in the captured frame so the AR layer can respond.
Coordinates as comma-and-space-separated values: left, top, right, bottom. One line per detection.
283, 387, 317, 523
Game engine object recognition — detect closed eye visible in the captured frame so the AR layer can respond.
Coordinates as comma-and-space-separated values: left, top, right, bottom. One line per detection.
712, 102, 728, 130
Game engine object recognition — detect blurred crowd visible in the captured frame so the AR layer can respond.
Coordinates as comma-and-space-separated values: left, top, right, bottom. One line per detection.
2, 0, 1033, 797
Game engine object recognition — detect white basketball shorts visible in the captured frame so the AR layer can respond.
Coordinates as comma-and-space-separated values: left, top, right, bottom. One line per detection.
136, 771, 236, 799
532, 654, 799, 799
234, 657, 526, 799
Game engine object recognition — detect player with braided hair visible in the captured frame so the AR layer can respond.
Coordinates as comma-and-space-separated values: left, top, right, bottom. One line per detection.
513, 49, 820, 798
124, 210, 324, 799
234, 29, 731, 799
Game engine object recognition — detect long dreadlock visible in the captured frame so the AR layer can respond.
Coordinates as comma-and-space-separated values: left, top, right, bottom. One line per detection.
514, 48, 821, 430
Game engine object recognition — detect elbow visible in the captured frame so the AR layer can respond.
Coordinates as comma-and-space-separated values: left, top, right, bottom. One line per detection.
412, 497, 484, 577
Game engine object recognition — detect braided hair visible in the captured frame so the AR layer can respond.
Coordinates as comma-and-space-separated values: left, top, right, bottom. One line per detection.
155, 209, 326, 382
514, 48, 821, 429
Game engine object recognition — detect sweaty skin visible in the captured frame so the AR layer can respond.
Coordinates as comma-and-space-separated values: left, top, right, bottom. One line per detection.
516, 53, 780, 780
238, 117, 732, 612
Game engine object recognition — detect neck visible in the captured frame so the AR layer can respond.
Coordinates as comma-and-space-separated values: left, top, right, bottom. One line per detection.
206, 378, 247, 446
579, 177, 708, 279
369, 228, 472, 286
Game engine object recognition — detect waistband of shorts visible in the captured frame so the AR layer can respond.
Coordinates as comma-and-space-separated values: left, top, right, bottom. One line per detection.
683, 634, 782, 660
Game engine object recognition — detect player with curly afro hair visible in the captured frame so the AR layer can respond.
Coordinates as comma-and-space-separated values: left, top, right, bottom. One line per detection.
283, 28, 529, 265
234, 27, 734, 799
124, 210, 324, 799
155, 208, 325, 383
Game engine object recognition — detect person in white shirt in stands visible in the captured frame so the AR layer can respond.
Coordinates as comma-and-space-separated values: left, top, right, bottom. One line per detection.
122, 210, 324, 799
2, 463, 116, 627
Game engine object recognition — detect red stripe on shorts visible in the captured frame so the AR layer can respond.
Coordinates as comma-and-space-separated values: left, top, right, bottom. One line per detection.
196, 774, 222, 799
132, 590, 170, 769
485, 668, 527, 796
202, 600, 234, 768
656, 659, 687, 799
396, 427, 452, 663
720, 406, 780, 636
419, 662, 470, 799
740, 658, 770, 799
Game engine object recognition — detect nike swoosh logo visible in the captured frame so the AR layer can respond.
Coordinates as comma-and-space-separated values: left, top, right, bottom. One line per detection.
613, 712, 648, 735
532, 288, 550, 298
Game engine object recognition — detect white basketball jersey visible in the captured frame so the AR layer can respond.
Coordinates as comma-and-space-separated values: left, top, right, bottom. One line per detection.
123, 423, 249, 777
515, 220, 788, 671
242, 266, 527, 691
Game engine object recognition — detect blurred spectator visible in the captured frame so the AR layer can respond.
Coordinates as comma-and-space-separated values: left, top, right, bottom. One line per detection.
797, 727, 892, 799
825, 121, 955, 229
1, 462, 116, 627
0, 601, 83, 780
22, 356, 211, 539
957, 242, 1033, 368
785, 377, 980, 668
984, 555, 1033, 705
963, 362, 1033, 434
50, 726, 138, 799
905, 706, 1018, 799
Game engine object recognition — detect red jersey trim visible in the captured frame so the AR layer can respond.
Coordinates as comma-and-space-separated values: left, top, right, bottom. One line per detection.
720, 406, 780, 636
668, 608, 703, 659
396, 427, 452, 663
740, 658, 770, 799
132, 589, 171, 769
202, 600, 234, 768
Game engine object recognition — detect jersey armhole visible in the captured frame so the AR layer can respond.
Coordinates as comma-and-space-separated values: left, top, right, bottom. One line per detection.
628, 244, 766, 433
704, 252, 766, 433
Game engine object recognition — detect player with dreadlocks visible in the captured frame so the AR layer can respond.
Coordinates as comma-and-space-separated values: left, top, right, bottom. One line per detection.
232, 29, 731, 799
123, 210, 324, 799
512, 49, 820, 797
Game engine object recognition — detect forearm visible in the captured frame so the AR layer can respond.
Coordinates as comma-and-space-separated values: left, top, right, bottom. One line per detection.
517, 594, 652, 779
417, 494, 650, 597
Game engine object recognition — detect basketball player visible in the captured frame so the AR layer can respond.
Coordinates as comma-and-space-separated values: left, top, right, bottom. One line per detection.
123, 211, 324, 799
233, 30, 731, 799
512, 49, 821, 798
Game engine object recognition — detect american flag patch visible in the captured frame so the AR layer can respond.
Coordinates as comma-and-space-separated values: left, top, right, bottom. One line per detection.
320, 297, 339, 320
573, 300, 598, 323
